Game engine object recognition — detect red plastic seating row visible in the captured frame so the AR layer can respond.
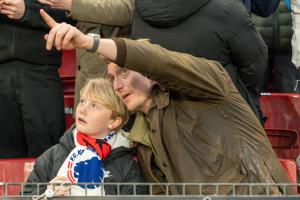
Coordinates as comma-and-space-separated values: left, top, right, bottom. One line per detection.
0, 158, 35, 196
260, 93, 300, 160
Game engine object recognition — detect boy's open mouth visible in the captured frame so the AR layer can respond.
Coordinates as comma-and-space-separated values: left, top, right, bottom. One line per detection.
78, 117, 86, 123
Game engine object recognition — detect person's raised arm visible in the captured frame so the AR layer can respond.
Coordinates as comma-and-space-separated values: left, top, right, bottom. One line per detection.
41, 9, 229, 101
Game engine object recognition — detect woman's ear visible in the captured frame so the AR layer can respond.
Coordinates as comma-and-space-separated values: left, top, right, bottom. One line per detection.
108, 116, 123, 130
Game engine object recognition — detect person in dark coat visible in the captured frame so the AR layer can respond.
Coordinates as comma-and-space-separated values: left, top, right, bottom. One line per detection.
0, 0, 75, 158
252, 0, 300, 93
131, 0, 267, 124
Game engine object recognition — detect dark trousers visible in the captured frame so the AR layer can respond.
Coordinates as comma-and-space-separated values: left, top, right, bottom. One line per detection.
262, 51, 300, 93
273, 52, 300, 93
0, 61, 66, 158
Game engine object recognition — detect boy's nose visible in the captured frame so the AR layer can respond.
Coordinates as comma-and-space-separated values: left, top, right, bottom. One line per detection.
79, 104, 88, 114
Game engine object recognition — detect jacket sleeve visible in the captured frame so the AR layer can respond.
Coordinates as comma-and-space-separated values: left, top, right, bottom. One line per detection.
230, 23, 268, 89
114, 38, 231, 101
19, 0, 74, 30
70, 0, 134, 26
22, 152, 52, 195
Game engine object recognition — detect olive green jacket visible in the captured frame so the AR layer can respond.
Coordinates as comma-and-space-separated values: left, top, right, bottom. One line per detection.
113, 38, 294, 195
70, 0, 134, 107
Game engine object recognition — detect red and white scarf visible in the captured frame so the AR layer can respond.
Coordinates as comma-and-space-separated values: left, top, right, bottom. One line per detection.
74, 130, 116, 160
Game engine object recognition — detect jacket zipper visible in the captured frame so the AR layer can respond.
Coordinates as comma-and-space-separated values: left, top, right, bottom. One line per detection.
10, 26, 16, 56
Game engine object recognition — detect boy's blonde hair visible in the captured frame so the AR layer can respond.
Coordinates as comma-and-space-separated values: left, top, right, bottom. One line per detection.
80, 78, 130, 130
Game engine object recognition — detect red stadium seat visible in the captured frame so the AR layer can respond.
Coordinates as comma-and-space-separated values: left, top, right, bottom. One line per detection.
58, 51, 76, 129
265, 129, 299, 159
61, 77, 75, 95
59, 50, 76, 95
58, 50, 76, 79
260, 93, 300, 159
64, 95, 75, 130
279, 159, 298, 192
0, 158, 35, 196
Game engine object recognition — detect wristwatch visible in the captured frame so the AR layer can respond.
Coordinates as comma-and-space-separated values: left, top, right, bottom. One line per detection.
87, 33, 101, 53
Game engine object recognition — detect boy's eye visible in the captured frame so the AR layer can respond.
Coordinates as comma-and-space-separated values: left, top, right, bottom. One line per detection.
80, 99, 86, 104
90, 103, 99, 110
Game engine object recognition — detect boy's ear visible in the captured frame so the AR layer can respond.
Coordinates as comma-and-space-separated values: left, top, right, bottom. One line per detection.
108, 117, 123, 130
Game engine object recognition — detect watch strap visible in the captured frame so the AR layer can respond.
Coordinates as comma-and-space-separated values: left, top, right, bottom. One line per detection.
87, 34, 100, 53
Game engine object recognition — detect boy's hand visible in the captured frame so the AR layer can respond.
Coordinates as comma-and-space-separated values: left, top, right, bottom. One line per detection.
38, 0, 72, 11
0, 0, 25, 20
40, 9, 93, 51
48, 176, 71, 196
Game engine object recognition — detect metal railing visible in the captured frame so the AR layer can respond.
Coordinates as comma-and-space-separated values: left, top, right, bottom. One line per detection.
0, 182, 299, 198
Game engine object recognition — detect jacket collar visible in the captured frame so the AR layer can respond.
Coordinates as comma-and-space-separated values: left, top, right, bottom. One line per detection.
128, 88, 169, 148
154, 89, 170, 109
151, 84, 170, 110
128, 113, 152, 147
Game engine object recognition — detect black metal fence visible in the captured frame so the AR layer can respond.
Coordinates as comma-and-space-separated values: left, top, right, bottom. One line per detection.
0, 182, 299, 199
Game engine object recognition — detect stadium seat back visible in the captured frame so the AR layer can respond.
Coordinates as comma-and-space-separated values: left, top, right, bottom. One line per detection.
261, 93, 300, 159
266, 129, 299, 159
59, 50, 76, 95
64, 95, 75, 130
279, 159, 298, 193
58, 50, 76, 79
0, 158, 35, 196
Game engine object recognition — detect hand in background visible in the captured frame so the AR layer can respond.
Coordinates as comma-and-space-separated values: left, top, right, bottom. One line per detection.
0, 0, 25, 20
0, 0, 3, 11
38, 0, 72, 11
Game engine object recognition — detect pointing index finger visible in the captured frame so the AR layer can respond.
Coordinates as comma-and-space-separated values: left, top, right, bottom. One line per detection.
40, 9, 57, 28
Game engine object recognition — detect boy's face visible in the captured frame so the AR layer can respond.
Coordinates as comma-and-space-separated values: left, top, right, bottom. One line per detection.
107, 63, 154, 113
75, 92, 117, 139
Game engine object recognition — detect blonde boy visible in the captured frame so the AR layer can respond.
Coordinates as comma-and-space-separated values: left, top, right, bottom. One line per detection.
24, 78, 146, 196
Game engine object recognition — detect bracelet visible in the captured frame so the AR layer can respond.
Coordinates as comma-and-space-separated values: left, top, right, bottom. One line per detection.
87, 34, 100, 53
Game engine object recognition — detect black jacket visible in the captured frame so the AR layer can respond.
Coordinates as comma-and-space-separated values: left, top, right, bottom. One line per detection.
131, 0, 268, 121
0, 0, 73, 66
23, 127, 147, 195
